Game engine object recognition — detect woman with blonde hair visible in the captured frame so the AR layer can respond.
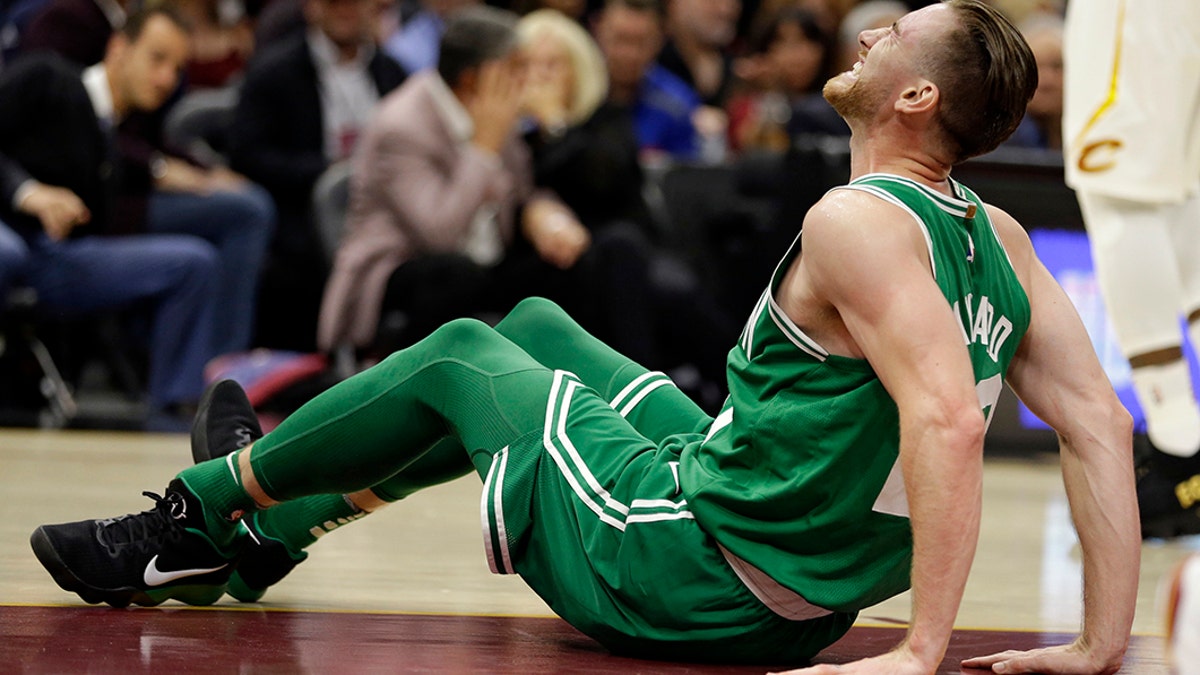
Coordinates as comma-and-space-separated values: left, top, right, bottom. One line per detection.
515, 8, 739, 411
517, 8, 609, 136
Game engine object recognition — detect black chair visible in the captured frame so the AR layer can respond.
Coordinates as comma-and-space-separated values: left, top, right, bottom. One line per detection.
310, 161, 362, 378
162, 87, 239, 166
311, 161, 352, 268
651, 154, 789, 318
0, 286, 76, 427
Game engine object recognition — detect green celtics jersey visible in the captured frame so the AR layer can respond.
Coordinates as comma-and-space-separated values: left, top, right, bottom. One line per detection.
680, 173, 1031, 613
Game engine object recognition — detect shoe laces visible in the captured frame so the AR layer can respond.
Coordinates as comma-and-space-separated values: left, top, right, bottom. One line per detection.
96, 491, 185, 557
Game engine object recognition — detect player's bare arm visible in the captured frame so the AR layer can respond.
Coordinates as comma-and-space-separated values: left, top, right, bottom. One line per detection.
772, 188, 987, 674
961, 205, 1137, 675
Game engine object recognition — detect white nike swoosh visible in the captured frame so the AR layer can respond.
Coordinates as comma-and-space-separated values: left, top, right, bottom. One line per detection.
143, 555, 228, 586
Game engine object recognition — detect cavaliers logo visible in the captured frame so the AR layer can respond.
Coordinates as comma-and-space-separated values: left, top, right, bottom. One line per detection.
1076, 138, 1124, 172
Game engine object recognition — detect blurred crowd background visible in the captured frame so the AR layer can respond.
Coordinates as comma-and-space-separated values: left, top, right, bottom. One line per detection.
0, 0, 1070, 430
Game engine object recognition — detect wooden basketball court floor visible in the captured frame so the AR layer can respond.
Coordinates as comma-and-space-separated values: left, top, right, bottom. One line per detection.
1, 428, 1194, 673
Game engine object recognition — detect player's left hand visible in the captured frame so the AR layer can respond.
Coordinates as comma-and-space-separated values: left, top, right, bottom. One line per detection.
767, 650, 934, 675
961, 640, 1123, 674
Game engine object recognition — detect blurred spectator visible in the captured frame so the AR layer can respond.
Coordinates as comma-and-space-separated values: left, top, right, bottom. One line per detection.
509, 0, 586, 20
130, 122, 276, 357
319, 6, 548, 354
12, 0, 276, 356
742, 0, 845, 45
833, 0, 904, 75
253, 0, 307, 47
380, 0, 478, 74
657, 0, 739, 107
0, 219, 29, 296
656, 0, 739, 160
0, 0, 43, 64
230, 0, 406, 351
1003, 12, 1062, 150
519, 8, 736, 392
320, 7, 635, 363
592, 0, 700, 161
794, 0, 852, 30
173, 0, 255, 88
521, 8, 645, 231
19, 0, 131, 66
0, 6, 222, 414
987, 0, 1063, 27
726, 5, 836, 153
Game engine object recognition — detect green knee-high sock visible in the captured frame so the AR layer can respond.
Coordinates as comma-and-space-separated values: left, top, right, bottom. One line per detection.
250, 494, 366, 553
247, 437, 475, 557
177, 449, 258, 549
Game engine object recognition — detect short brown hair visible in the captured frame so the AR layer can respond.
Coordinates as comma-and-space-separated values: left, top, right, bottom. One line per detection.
437, 6, 520, 87
121, 4, 194, 40
922, 0, 1037, 163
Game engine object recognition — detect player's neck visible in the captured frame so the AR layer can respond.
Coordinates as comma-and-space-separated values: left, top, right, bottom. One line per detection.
848, 135, 953, 194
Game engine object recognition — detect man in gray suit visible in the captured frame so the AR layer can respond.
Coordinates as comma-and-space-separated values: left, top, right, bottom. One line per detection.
318, 6, 596, 357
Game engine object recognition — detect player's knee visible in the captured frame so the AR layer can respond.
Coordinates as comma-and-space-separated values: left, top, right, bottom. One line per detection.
498, 297, 567, 333
428, 317, 498, 349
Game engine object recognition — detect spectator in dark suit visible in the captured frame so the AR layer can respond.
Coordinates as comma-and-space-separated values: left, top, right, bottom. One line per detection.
18, 0, 276, 358
230, 0, 407, 351
0, 6, 221, 415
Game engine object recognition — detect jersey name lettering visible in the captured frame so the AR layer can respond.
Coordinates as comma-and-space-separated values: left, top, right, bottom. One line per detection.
953, 293, 1014, 362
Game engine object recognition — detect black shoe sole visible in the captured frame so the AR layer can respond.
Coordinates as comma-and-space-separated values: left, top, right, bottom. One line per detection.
1141, 510, 1200, 540
29, 527, 226, 608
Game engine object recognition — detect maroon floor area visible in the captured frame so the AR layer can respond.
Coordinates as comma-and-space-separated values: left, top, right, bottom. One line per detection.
0, 605, 1166, 673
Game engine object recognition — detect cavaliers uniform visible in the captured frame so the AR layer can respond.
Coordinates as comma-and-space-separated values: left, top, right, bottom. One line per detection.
1061, 0, 1200, 459
1063, 0, 1200, 204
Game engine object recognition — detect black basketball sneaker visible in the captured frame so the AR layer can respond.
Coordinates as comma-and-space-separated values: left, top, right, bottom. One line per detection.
1135, 433, 1200, 539
30, 479, 241, 607
225, 513, 308, 603
191, 378, 306, 602
191, 379, 263, 465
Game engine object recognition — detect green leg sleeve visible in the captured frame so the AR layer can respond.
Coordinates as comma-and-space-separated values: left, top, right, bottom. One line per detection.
238, 298, 718, 555
493, 297, 713, 441
368, 437, 475, 502
367, 297, 714, 502
248, 318, 552, 502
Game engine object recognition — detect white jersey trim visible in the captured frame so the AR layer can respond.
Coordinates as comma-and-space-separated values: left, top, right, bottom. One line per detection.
718, 544, 834, 621
741, 290, 770, 356
481, 446, 515, 574
853, 173, 974, 218
704, 407, 734, 444
546, 370, 696, 532
871, 457, 910, 518
765, 288, 830, 358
